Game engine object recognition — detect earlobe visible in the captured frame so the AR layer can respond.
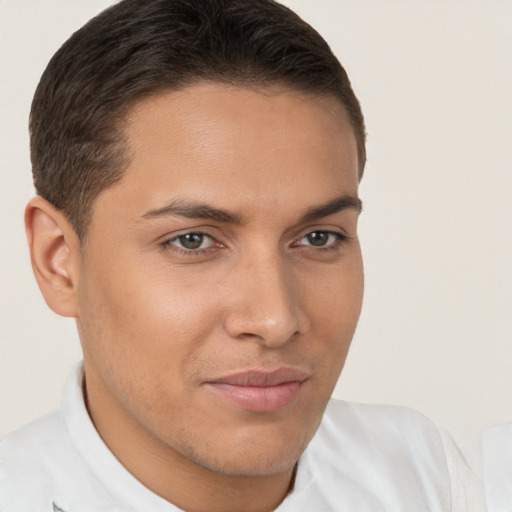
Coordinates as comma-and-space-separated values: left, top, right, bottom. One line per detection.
25, 196, 80, 318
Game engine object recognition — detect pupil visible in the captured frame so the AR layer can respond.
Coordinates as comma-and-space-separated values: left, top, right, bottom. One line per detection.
180, 233, 203, 249
307, 232, 328, 246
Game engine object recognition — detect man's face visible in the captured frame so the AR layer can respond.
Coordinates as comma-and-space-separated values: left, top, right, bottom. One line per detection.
75, 83, 363, 477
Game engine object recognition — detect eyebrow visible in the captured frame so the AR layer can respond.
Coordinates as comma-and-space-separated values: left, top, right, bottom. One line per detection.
141, 194, 362, 224
298, 195, 362, 223
142, 199, 242, 223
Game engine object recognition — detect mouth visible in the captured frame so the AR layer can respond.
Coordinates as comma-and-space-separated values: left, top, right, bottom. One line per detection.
205, 368, 310, 413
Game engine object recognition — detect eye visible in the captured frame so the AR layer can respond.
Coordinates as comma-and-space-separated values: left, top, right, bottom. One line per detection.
166, 232, 215, 250
296, 230, 346, 248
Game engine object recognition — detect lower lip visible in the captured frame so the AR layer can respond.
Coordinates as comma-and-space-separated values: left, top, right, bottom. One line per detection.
206, 381, 304, 412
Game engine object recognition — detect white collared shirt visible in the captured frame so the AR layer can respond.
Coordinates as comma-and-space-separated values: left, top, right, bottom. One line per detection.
483, 423, 512, 512
0, 364, 482, 511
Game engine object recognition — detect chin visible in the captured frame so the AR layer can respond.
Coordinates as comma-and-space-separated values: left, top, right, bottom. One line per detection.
176, 424, 313, 478
198, 450, 299, 478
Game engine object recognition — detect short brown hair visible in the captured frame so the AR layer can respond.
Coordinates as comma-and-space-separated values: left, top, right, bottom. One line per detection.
30, 0, 366, 240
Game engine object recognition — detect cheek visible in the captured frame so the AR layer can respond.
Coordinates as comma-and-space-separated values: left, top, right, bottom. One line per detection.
303, 254, 363, 364
304, 253, 364, 326
76, 256, 222, 384
76, 263, 224, 429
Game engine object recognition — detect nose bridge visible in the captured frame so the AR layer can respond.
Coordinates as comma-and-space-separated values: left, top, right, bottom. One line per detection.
224, 248, 307, 346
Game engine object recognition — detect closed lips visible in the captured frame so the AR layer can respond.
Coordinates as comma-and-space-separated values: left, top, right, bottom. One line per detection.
206, 368, 310, 387
205, 368, 310, 412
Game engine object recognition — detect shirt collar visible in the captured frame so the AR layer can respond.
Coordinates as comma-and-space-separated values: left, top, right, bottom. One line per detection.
62, 362, 179, 511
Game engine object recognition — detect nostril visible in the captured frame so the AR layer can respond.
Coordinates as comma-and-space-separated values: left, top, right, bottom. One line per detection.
225, 311, 304, 348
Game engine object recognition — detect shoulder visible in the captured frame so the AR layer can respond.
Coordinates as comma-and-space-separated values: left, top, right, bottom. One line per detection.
0, 411, 68, 509
0, 410, 67, 475
320, 399, 445, 449
302, 399, 454, 511
0, 412, 83, 509
483, 423, 512, 512
483, 422, 512, 456
323, 398, 434, 428
316, 399, 450, 477
0, 412, 109, 512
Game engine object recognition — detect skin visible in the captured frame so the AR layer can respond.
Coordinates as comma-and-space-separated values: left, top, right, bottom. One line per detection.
26, 83, 363, 512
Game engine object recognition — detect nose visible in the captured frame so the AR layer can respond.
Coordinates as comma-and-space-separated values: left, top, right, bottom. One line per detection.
223, 253, 309, 347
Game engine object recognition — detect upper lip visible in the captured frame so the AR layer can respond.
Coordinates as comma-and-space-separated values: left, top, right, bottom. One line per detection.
206, 368, 310, 387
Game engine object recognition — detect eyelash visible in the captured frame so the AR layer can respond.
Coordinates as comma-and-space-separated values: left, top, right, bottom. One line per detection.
292, 231, 348, 251
161, 232, 220, 257
161, 230, 349, 257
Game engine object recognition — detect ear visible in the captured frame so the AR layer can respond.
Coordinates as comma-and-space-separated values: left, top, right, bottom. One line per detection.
25, 196, 81, 318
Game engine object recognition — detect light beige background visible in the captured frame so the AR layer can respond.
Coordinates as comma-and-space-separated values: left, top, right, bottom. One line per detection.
1, 0, 511, 470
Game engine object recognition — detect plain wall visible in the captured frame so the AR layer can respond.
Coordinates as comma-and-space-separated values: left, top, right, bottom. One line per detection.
1, 0, 511, 470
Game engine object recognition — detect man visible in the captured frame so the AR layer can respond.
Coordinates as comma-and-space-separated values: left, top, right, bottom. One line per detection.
0, 1, 481, 510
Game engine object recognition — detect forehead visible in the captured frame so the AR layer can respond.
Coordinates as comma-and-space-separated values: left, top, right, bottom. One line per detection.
128, 84, 355, 174
91, 83, 359, 228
